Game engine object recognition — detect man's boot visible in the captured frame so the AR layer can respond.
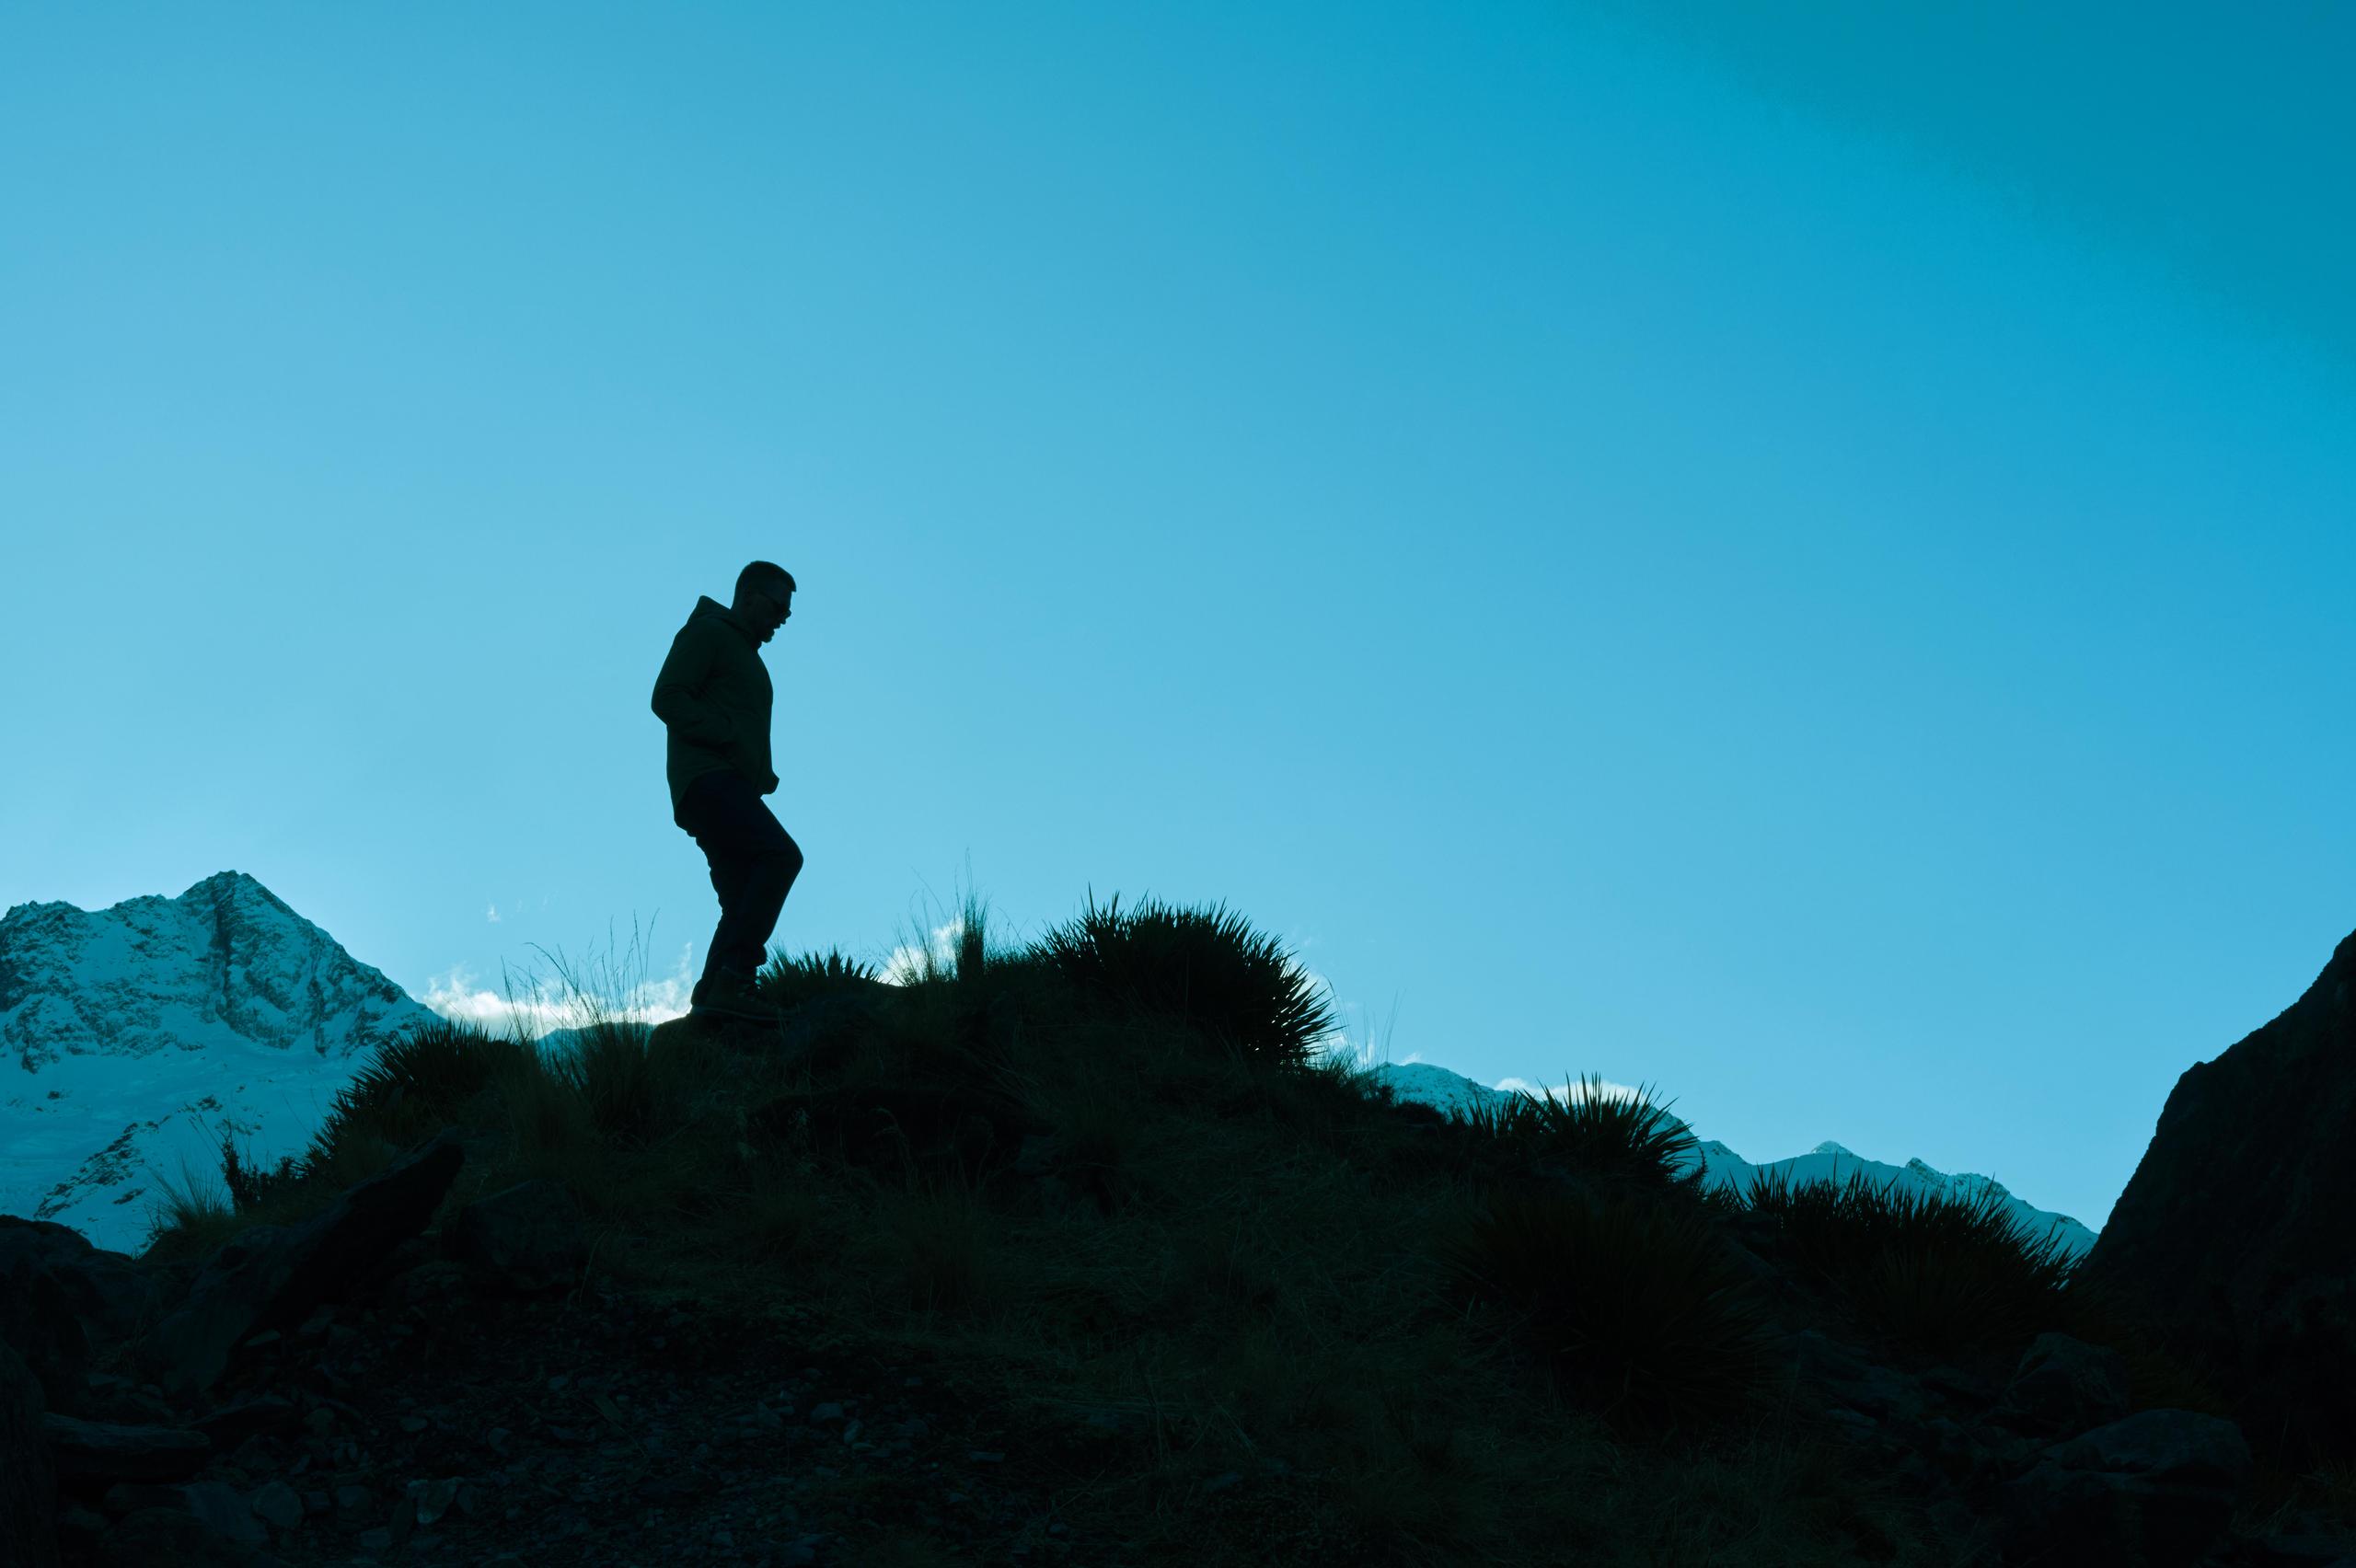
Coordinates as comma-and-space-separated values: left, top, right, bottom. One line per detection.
692, 968, 782, 1025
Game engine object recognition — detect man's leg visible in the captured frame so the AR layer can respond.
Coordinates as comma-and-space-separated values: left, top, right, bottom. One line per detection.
679, 769, 804, 995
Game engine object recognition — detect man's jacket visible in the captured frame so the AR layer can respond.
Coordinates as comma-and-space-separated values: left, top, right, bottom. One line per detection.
651, 595, 777, 826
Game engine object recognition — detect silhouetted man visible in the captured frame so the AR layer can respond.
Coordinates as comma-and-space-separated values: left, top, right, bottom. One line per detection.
652, 560, 804, 1023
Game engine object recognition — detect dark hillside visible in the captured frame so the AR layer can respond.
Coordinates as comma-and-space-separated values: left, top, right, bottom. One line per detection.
12, 894, 2353, 1567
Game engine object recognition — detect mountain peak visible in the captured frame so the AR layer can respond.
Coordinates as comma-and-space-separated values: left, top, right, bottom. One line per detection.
1, 872, 441, 1252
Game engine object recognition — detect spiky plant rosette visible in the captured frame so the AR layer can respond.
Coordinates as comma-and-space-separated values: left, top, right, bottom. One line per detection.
1034, 892, 1336, 1071
759, 946, 884, 1011
1454, 1072, 1712, 1203
1429, 1181, 1786, 1442
316, 1018, 524, 1148
1738, 1163, 2075, 1353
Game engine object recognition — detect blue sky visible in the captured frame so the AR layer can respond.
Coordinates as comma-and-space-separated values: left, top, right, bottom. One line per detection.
5, 3, 2350, 1234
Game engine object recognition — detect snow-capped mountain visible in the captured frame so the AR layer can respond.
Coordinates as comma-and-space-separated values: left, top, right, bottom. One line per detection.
0, 870, 439, 1255
1370, 1061, 2098, 1263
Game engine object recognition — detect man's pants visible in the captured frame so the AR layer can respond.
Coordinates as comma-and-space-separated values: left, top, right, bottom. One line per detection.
676, 768, 803, 996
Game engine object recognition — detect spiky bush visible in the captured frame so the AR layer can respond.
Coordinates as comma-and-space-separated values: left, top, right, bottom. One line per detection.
1735, 1163, 2076, 1356
759, 946, 884, 1011
1033, 892, 1335, 1072
306, 1019, 527, 1169
1428, 1180, 1786, 1444
1453, 1072, 1713, 1205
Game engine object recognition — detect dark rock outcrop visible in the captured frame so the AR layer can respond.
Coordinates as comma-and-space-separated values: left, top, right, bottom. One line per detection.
2, 1339, 61, 1568
1996, 1409, 2253, 1568
0, 1217, 171, 1416
2079, 927, 2356, 1465
134, 1129, 465, 1401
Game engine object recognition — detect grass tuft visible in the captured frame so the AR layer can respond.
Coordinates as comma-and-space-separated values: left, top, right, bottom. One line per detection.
1035, 890, 1335, 1072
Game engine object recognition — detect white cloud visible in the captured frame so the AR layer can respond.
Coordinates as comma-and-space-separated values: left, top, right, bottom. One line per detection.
486, 905, 501, 924
422, 945, 696, 1040
879, 918, 968, 985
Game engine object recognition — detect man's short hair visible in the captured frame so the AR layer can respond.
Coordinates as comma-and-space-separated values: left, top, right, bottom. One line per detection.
735, 560, 797, 601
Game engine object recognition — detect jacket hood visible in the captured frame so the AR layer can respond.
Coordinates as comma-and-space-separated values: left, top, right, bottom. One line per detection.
691, 594, 758, 645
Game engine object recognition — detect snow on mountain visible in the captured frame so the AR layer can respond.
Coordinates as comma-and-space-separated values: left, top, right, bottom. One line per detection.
1370, 1062, 2097, 1263
0, 870, 439, 1255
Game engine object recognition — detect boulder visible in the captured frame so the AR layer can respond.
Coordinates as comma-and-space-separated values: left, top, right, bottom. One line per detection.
1994, 1408, 2252, 1568
133, 1128, 463, 1400
96, 1482, 266, 1547
448, 1179, 588, 1296
2, 1339, 60, 1568
41, 1412, 212, 1483
190, 1395, 299, 1450
1992, 1331, 2131, 1438
2080, 927, 2356, 1464
93, 1506, 272, 1568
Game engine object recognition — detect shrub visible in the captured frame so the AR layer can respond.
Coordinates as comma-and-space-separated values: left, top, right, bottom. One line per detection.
305, 1019, 525, 1170
139, 1146, 242, 1262
760, 946, 884, 1011
1428, 1180, 1786, 1445
1033, 892, 1335, 1072
1451, 1072, 1712, 1205
1735, 1163, 2076, 1356
219, 1129, 312, 1215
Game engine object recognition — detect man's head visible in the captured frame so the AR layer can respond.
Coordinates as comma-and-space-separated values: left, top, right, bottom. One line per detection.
732, 560, 796, 644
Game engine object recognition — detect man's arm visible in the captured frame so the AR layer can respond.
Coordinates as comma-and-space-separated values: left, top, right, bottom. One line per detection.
650, 623, 735, 746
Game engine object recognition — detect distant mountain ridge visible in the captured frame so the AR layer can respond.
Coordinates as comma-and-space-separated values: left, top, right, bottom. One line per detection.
0, 871, 439, 1253
1369, 1061, 2097, 1262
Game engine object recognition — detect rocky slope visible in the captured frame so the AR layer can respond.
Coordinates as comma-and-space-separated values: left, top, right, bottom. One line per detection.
2081, 925, 2356, 1468
3, 1025, 2352, 1567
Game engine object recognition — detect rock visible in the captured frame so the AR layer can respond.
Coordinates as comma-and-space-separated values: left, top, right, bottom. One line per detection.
96, 1482, 265, 1547
75, 1373, 177, 1428
0, 1217, 167, 1417
193, 1395, 299, 1451
94, 1506, 258, 1567
3, 1338, 61, 1568
1994, 1409, 2253, 1568
448, 1180, 588, 1296
2043, 1408, 2255, 1492
248, 1480, 304, 1532
42, 1412, 213, 1483
2081, 926, 2356, 1464
133, 1127, 466, 1400
1993, 1331, 2132, 1437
